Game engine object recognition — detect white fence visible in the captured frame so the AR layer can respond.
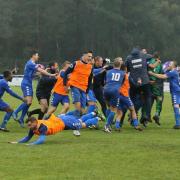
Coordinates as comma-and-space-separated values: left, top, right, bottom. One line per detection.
8, 75, 171, 92
9, 75, 24, 86
163, 82, 170, 92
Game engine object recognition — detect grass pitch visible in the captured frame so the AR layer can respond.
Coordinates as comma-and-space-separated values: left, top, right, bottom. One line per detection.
0, 86, 180, 180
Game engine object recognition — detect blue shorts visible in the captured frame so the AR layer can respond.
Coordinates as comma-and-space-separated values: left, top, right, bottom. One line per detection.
118, 94, 134, 110
51, 93, 70, 107
58, 114, 82, 130
71, 86, 87, 108
21, 83, 33, 97
171, 93, 180, 105
0, 99, 9, 111
87, 90, 97, 103
104, 89, 119, 107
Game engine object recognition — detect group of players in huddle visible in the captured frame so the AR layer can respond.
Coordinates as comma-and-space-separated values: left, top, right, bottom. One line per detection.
0, 48, 180, 145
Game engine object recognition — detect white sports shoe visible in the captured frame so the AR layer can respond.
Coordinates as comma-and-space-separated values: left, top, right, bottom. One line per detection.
73, 130, 81, 136
103, 125, 112, 133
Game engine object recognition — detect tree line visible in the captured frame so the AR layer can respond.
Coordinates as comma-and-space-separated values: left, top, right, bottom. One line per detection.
0, 0, 180, 72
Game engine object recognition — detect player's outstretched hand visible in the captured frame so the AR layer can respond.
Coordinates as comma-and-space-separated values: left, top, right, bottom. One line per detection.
8, 141, 18, 144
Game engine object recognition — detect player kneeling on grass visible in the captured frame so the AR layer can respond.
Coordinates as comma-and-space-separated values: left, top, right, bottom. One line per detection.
149, 61, 180, 129
0, 71, 25, 132
9, 112, 101, 145
115, 65, 142, 131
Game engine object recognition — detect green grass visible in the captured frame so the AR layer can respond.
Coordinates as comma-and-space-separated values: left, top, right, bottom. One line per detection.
0, 86, 180, 180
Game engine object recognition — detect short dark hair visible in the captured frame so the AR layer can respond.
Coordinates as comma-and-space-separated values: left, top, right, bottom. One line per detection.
30, 50, 38, 57
26, 116, 37, 124
153, 52, 160, 59
83, 50, 93, 54
3, 70, 11, 78
120, 63, 127, 71
94, 56, 102, 62
48, 62, 57, 67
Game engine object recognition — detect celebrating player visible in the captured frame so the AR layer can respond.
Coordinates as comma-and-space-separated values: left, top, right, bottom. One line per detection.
63, 51, 93, 117
115, 64, 142, 131
45, 61, 71, 118
0, 71, 25, 132
13, 50, 57, 127
149, 61, 180, 129
148, 52, 164, 125
9, 112, 101, 145
27, 62, 58, 119
103, 57, 125, 133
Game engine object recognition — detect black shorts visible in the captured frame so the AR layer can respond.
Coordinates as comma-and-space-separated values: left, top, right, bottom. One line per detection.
36, 91, 51, 104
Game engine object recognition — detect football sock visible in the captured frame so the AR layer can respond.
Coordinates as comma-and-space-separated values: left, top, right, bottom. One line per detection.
81, 112, 95, 122
85, 117, 98, 127
0, 112, 13, 128
19, 104, 30, 123
174, 107, 180, 126
106, 111, 115, 126
87, 105, 96, 113
14, 103, 27, 115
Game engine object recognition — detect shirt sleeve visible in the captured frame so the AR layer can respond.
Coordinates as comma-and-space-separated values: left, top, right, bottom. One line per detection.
93, 68, 104, 76
4, 83, 23, 100
60, 71, 65, 78
166, 71, 176, 78
18, 130, 34, 143
63, 62, 76, 86
28, 124, 47, 145
41, 76, 57, 86
29, 62, 38, 71
87, 69, 93, 93
29, 135, 46, 145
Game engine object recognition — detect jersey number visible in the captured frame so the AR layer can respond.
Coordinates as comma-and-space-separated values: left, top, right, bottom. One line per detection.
112, 73, 120, 81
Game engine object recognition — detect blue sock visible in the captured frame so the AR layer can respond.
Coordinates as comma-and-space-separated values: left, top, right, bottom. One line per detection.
81, 112, 95, 122
0, 112, 13, 128
132, 119, 139, 127
87, 105, 96, 113
106, 111, 115, 126
85, 117, 98, 127
19, 104, 30, 123
115, 121, 121, 129
106, 109, 111, 118
14, 103, 27, 115
174, 107, 180, 126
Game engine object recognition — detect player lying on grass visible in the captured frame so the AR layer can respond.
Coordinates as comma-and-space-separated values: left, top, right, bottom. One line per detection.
149, 61, 180, 129
9, 112, 102, 145
0, 71, 25, 132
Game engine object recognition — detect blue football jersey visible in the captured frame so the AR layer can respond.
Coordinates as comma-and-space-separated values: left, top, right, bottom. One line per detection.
166, 69, 180, 94
104, 69, 125, 91
0, 79, 22, 100
22, 60, 38, 86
